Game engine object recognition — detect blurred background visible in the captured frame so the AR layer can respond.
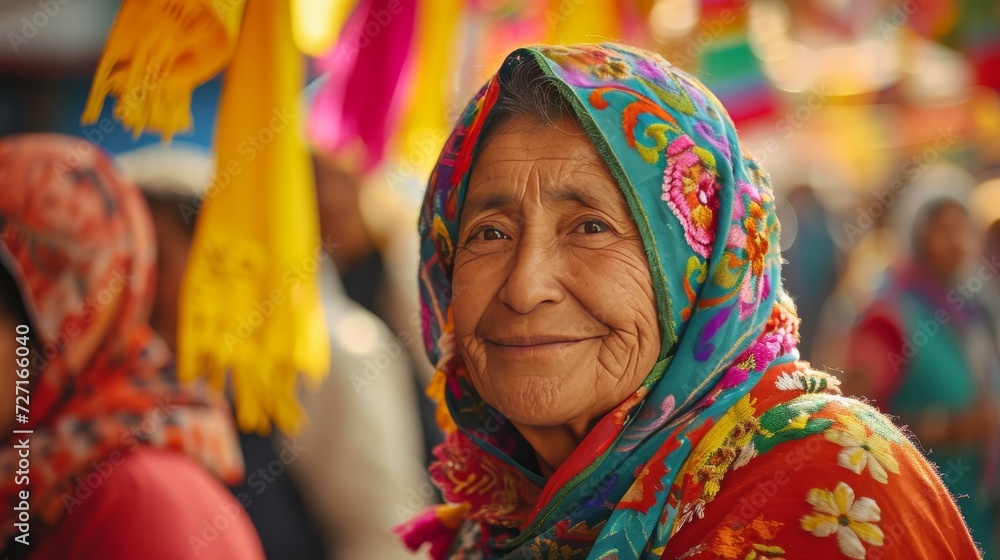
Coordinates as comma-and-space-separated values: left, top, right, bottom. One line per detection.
3, 0, 1000, 558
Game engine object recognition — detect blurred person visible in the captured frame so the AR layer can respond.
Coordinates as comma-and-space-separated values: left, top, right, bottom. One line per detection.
397, 44, 980, 559
848, 198, 1000, 557
983, 219, 1000, 348
116, 144, 213, 352
313, 151, 443, 466
117, 144, 326, 559
780, 184, 842, 360
0, 134, 264, 559
119, 145, 427, 560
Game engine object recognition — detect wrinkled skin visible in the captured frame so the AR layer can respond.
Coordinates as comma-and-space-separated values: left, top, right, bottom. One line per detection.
452, 116, 661, 477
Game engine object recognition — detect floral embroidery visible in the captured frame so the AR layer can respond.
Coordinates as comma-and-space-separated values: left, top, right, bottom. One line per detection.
429, 431, 539, 528
594, 56, 629, 80
743, 200, 770, 277
745, 543, 786, 559
529, 538, 584, 559
699, 515, 783, 560
824, 414, 899, 484
751, 394, 833, 455
801, 482, 884, 559
670, 395, 760, 536
661, 134, 720, 258
538, 44, 631, 87
774, 372, 802, 391
731, 440, 757, 470
775, 370, 840, 394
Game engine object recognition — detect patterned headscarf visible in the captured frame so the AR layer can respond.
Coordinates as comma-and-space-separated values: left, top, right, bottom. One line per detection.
400, 44, 800, 558
399, 43, 807, 558
0, 134, 243, 541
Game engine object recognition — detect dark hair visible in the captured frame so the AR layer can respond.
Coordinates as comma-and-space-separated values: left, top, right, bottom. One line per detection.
478, 57, 579, 146
141, 192, 199, 235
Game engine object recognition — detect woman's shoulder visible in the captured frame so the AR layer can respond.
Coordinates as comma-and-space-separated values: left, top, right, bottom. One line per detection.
37, 447, 264, 560
664, 364, 982, 559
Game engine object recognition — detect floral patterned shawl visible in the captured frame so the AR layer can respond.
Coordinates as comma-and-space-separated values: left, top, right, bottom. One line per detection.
400, 44, 981, 559
0, 134, 244, 543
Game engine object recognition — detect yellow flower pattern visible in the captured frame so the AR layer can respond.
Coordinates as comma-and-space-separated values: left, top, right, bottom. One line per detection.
824, 413, 899, 484
801, 482, 884, 559
745, 543, 786, 559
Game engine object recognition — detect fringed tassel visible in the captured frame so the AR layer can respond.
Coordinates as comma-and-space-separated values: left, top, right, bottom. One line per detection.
81, 0, 245, 139
393, 503, 470, 560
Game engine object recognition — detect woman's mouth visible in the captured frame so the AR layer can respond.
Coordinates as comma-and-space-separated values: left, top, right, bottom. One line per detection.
485, 335, 599, 358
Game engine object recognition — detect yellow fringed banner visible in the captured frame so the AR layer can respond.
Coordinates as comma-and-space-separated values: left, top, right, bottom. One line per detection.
391, 0, 464, 174
83, 0, 330, 435
178, 0, 330, 435
289, 0, 358, 56
82, 0, 245, 138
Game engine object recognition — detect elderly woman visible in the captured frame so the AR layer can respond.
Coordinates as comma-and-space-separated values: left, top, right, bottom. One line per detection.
396, 44, 981, 559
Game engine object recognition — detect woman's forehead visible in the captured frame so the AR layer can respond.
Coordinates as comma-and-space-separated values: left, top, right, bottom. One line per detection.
464, 122, 628, 218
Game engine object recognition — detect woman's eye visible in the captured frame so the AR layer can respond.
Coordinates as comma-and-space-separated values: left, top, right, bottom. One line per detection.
578, 221, 609, 234
478, 228, 509, 241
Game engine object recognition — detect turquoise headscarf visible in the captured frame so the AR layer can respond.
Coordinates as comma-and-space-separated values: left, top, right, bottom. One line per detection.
412, 43, 796, 558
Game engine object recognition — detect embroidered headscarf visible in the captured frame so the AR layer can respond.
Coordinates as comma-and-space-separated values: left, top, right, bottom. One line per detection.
0, 134, 243, 541
401, 44, 800, 558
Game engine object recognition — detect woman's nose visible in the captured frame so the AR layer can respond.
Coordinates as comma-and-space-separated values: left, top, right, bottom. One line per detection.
498, 236, 564, 314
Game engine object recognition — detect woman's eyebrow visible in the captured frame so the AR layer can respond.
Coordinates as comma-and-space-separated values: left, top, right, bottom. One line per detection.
463, 185, 619, 217
544, 185, 615, 210
463, 192, 515, 217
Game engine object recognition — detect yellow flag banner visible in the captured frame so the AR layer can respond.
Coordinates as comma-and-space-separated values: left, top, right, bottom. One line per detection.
178, 0, 330, 435
544, 0, 622, 44
82, 0, 245, 138
83, 0, 330, 434
392, 0, 464, 173
290, 0, 358, 56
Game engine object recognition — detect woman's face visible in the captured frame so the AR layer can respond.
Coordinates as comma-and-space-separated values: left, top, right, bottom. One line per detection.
920, 204, 977, 282
452, 115, 661, 432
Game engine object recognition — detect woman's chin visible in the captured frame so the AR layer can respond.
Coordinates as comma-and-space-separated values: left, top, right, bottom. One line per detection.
490, 393, 594, 431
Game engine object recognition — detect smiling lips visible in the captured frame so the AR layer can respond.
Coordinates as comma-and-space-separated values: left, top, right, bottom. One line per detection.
485, 335, 599, 357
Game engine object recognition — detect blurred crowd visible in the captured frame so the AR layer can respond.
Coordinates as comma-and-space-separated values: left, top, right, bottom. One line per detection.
2, 0, 1000, 558
782, 167, 1000, 558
